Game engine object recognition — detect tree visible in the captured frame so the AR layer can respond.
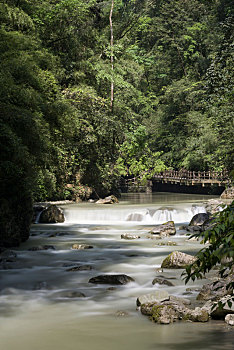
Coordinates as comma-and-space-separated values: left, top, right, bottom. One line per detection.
183, 201, 234, 304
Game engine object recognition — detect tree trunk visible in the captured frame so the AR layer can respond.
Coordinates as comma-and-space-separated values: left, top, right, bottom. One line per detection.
109, 0, 114, 112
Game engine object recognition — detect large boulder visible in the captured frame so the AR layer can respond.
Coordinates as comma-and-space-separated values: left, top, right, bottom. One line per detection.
203, 296, 234, 319
96, 195, 119, 204
139, 295, 209, 324
205, 199, 225, 215
150, 221, 176, 237
161, 251, 196, 269
137, 291, 170, 307
89, 274, 134, 285
220, 187, 234, 200
196, 279, 233, 301
39, 205, 64, 223
189, 213, 209, 227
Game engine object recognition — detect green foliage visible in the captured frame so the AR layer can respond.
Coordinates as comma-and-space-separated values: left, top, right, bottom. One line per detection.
0, 0, 233, 245
114, 125, 166, 181
183, 202, 234, 302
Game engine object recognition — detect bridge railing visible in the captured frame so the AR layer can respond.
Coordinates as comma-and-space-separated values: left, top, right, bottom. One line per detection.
121, 170, 229, 187
153, 170, 229, 181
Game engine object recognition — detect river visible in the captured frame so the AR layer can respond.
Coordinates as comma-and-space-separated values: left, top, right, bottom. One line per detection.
0, 193, 233, 350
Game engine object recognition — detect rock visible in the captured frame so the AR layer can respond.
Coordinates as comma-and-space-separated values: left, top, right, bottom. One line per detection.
150, 304, 178, 324
161, 251, 196, 269
66, 265, 92, 271
121, 234, 140, 240
96, 195, 119, 204
152, 277, 175, 287
150, 221, 176, 237
140, 295, 208, 324
53, 290, 86, 298
189, 213, 209, 227
28, 245, 55, 251
205, 199, 225, 215
72, 244, 93, 250
220, 187, 234, 200
203, 296, 234, 319
169, 295, 191, 306
89, 274, 134, 285
33, 281, 49, 290
197, 279, 233, 301
225, 314, 234, 326
136, 291, 170, 307
115, 310, 129, 317
155, 241, 177, 246
181, 307, 209, 322
39, 205, 65, 223
0, 250, 17, 263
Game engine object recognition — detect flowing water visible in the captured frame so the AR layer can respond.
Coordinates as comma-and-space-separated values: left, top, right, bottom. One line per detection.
0, 193, 233, 350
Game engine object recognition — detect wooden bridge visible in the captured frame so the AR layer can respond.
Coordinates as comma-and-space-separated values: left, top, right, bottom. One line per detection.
122, 170, 229, 191
152, 170, 229, 187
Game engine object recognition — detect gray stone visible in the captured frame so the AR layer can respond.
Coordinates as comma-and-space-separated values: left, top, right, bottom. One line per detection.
220, 187, 234, 200
66, 265, 93, 271
53, 290, 86, 298
197, 279, 232, 301
89, 274, 134, 285
39, 205, 65, 223
72, 244, 93, 250
203, 296, 234, 319
28, 245, 55, 251
161, 251, 196, 269
136, 291, 170, 307
121, 234, 140, 240
152, 277, 175, 287
225, 314, 234, 326
189, 213, 209, 227
150, 221, 176, 237
96, 195, 119, 204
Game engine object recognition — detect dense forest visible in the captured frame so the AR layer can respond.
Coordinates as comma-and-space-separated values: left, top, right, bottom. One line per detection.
0, 0, 233, 246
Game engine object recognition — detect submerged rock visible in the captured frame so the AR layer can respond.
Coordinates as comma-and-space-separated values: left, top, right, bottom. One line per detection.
53, 290, 86, 299
150, 221, 176, 237
28, 245, 55, 251
39, 205, 64, 223
161, 251, 196, 269
96, 195, 119, 204
0, 250, 17, 263
72, 244, 93, 250
121, 234, 140, 240
66, 265, 92, 272
154, 241, 177, 246
115, 310, 129, 317
89, 274, 134, 285
152, 277, 175, 287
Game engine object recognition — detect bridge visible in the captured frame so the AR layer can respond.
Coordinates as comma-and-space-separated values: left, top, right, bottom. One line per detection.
121, 170, 229, 192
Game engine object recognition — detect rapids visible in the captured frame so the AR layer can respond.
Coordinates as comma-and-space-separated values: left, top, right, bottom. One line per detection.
0, 193, 233, 350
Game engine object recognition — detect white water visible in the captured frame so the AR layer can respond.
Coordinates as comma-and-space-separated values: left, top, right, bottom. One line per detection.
0, 193, 233, 350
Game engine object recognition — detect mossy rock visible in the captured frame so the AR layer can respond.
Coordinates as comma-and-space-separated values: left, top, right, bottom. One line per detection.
161, 251, 196, 269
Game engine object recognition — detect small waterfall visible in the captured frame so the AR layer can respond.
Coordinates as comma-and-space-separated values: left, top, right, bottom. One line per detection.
63, 204, 206, 225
